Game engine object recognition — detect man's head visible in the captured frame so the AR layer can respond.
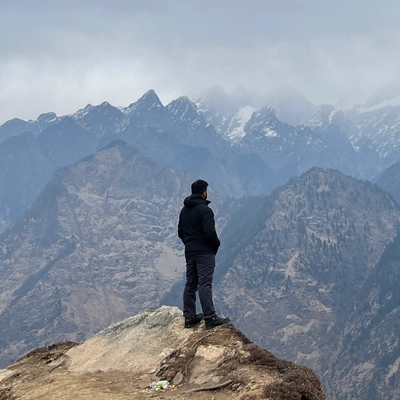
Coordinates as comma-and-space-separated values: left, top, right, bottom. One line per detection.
191, 179, 208, 198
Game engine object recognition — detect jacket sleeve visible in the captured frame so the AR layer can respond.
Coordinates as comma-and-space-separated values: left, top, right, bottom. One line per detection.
202, 207, 220, 254
178, 211, 184, 242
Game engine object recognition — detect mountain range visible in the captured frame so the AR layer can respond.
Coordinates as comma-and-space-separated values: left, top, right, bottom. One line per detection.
2, 84, 400, 235
1, 85, 400, 399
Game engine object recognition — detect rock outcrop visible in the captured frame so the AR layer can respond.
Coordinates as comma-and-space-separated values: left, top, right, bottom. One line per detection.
0, 306, 326, 400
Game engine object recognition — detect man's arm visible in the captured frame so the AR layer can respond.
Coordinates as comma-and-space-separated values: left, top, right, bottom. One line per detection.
178, 211, 184, 242
202, 207, 220, 254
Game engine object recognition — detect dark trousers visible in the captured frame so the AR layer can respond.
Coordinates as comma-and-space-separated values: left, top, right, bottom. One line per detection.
183, 254, 216, 320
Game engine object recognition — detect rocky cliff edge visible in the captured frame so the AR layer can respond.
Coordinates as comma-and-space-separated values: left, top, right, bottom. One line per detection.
0, 306, 325, 400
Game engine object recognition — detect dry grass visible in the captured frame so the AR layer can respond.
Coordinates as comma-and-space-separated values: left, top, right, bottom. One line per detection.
243, 344, 325, 400
0, 390, 15, 400
16, 341, 79, 363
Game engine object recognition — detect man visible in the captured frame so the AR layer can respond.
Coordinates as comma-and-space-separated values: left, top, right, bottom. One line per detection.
178, 179, 230, 329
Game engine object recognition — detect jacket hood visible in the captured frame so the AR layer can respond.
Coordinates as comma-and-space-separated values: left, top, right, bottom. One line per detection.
183, 193, 211, 208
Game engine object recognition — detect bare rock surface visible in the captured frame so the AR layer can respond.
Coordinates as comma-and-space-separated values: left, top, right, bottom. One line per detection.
0, 306, 326, 400
67, 306, 194, 374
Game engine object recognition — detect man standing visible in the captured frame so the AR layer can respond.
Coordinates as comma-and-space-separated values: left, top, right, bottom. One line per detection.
178, 179, 230, 329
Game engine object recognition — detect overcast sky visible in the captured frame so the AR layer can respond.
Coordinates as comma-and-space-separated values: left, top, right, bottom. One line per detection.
1, 0, 400, 124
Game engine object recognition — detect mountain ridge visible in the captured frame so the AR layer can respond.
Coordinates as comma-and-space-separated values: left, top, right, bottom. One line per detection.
0, 142, 203, 367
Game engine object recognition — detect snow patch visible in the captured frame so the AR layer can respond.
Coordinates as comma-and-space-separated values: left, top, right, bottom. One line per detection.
224, 106, 255, 143
72, 105, 94, 120
358, 95, 400, 113
262, 127, 278, 138
328, 110, 338, 123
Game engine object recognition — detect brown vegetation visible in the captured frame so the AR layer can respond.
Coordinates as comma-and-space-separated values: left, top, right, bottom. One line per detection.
244, 344, 325, 400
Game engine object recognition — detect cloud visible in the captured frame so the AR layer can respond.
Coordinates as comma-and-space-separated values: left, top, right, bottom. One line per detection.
1, 0, 400, 123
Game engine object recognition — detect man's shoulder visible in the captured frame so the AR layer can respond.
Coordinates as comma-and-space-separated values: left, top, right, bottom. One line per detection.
185, 203, 211, 214
181, 198, 213, 214
198, 203, 214, 215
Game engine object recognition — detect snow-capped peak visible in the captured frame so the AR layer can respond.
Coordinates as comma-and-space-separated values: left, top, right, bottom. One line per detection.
224, 105, 256, 143
71, 104, 94, 120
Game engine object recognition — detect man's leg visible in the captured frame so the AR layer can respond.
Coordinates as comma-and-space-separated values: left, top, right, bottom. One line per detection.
197, 254, 216, 320
183, 255, 198, 319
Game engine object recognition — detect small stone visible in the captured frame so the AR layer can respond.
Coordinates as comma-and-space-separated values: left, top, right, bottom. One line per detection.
173, 372, 184, 385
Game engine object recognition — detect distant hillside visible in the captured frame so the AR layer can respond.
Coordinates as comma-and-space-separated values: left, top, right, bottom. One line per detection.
0, 142, 206, 368
331, 231, 400, 399
162, 167, 400, 399
375, 160, 400, 205
212, 167, 400, 399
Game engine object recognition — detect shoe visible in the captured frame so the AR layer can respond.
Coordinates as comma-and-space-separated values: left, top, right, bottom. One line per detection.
205, 316, 231, 329
184, 313, 204, 328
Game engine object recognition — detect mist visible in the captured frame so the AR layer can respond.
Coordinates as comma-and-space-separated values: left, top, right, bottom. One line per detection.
1, 0, 400, 123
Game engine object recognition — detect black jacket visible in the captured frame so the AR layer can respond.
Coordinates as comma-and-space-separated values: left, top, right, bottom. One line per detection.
178, 194, 220, 256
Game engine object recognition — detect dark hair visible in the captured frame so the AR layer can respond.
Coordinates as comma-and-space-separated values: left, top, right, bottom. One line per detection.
191, 179, 208, 194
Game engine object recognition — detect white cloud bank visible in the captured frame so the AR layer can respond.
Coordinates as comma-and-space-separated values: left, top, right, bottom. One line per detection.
1, 0, 400, 123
